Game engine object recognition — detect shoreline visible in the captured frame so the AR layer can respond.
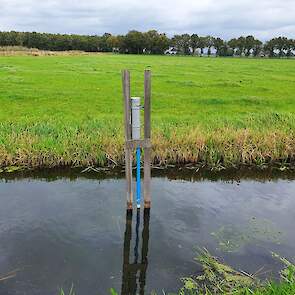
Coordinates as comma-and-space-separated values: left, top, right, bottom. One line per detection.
1, 163, 295, 181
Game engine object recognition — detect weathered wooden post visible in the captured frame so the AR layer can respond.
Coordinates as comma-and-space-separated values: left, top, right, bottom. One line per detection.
122, 70, 133, 210
122, 69, 151, 210
143, 70, 151, 209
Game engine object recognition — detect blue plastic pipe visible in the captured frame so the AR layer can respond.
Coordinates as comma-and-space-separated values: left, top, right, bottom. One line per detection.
136, 146, 141, 208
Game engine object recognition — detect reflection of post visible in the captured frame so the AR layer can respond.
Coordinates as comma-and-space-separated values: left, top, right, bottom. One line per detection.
139, 208, 150, 295
121, 208, 151, 295
121, 210, 132, 295
134, 210, 140, 264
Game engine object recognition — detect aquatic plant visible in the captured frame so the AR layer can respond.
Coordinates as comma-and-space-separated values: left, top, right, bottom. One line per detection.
59, 284, 75, 295
211, 218, 282, 252
178, 249, 295, 295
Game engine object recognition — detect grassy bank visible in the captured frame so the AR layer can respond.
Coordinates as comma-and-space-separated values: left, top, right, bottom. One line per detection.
0, 54, 294, 170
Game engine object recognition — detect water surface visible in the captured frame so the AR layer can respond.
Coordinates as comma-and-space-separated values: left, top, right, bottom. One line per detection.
0, 171, 294, 294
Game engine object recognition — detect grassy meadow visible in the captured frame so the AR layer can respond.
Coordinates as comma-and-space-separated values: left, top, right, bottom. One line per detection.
0, 54, 294, 169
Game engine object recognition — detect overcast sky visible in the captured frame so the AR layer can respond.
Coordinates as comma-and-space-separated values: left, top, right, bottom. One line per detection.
0, 0, 294, 39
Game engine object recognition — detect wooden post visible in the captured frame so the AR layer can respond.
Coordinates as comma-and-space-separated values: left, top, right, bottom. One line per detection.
122, 70, 133, 210
144, 70, 151, 208
123, 69, 151, 210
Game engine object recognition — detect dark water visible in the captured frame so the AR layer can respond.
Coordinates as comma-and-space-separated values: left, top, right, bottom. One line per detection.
0, 171, 294, 295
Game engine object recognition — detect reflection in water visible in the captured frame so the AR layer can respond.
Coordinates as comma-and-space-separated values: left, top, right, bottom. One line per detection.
121, 208, 150, 295
0, 177, 295, 294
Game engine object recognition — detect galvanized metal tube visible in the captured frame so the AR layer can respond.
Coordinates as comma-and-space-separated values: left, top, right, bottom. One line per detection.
131, 97, 141, 208
131, 97, 141, 140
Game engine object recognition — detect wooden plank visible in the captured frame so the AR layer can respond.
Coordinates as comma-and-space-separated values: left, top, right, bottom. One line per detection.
144, 70, 151, 208
122, 70, 133, 209
125, 139, 152, 150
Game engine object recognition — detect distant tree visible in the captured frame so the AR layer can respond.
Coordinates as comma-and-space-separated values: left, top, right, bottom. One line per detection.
289, 39, 295, 57
144, 30, 170, 54
236, 36, 246, 56
206, 36, 215, 56
106, 35, 120, 52
172, 34, 191, 55
190, 34, 199, 55
98, 33, 112, 52
275, 36, 289, 57
171, 35, 181, 53
198, 36, 207, 55
285, 39, 293, 57
244, 35, 256, 56
23, 31, 39, 48
228, 38, 238, 56
252, 39, 263, 57
264, 38, 276, 57
213, 37, 225, 56
124, 31, 146, 54
0, 31, 20, 46
116, 35, 127, 53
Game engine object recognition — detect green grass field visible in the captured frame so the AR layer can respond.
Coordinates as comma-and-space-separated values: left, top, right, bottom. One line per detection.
0, 54, 294, 169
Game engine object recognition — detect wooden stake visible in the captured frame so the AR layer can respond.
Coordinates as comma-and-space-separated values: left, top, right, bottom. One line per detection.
144, 70, 151, 208
122, 70, 133, 209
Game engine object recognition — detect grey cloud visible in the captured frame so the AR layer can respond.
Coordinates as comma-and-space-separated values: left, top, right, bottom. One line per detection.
0, 0, 294, 39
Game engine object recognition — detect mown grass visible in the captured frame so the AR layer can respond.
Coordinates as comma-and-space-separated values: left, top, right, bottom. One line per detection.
0, 54, 294, 169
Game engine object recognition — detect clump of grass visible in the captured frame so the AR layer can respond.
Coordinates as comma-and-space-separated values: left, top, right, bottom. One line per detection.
178, 249, 295, 295
179, 249, 256, 294
59, 284, 75, 295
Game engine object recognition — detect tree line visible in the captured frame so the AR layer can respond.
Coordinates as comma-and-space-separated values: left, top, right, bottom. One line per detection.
0, 30, 294, 57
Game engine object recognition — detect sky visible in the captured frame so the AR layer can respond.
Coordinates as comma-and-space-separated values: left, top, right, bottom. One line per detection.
0, 0, 294, 40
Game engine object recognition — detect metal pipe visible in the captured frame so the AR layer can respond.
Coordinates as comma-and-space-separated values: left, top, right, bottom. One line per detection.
131, 97, 141, 209
131, 97, 141, 140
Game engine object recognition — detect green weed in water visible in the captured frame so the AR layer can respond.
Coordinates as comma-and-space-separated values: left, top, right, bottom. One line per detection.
178, 249, 295, 295
59, 284, 75, 295
211, 218, 282, 252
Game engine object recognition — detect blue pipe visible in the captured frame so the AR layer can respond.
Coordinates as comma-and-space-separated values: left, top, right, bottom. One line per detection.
136, 146, 141, 208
